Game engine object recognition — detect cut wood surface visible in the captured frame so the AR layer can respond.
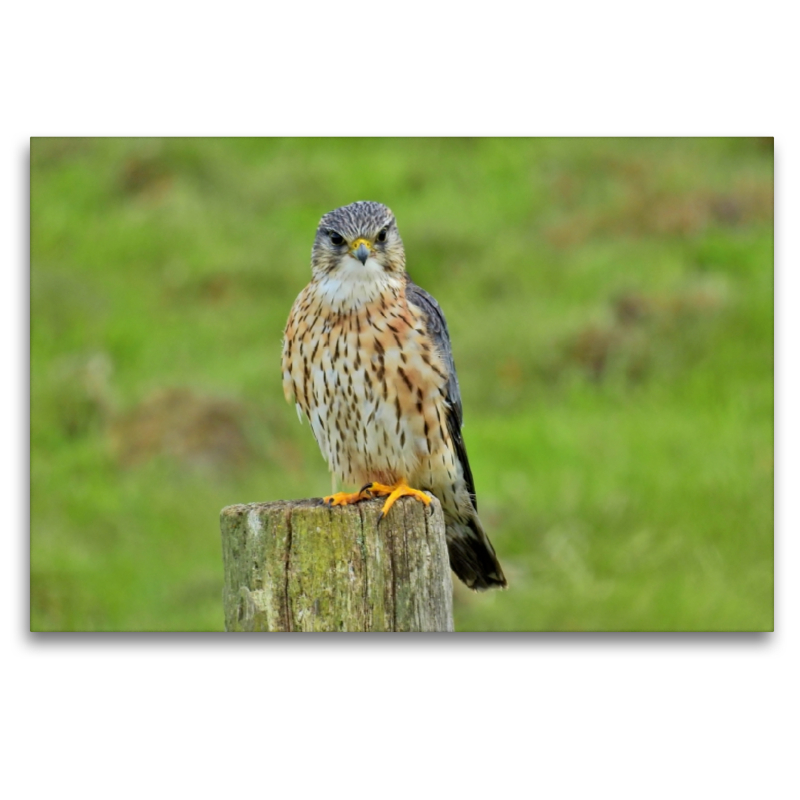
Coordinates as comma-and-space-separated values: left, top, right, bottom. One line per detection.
220, 495, 454, 632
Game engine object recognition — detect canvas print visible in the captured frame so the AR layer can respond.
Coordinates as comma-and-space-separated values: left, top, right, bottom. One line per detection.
30, 137, 774, 631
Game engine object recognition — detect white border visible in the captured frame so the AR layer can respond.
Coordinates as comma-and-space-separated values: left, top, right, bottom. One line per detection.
5, 3, 795, 798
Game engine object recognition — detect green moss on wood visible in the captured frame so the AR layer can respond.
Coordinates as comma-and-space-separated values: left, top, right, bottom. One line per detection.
220, 496, 453, 632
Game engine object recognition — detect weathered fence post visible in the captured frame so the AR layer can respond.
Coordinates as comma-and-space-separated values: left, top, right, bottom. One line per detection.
220, 495, 454, 632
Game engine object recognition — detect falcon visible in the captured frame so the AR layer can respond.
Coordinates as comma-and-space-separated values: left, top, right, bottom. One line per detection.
282, 201, 506, 590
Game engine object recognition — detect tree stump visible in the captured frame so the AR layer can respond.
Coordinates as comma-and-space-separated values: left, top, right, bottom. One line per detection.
220, 495, 454, 632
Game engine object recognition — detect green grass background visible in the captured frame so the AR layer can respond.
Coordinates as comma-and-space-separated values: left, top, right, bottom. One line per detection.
30, 137, 773, 631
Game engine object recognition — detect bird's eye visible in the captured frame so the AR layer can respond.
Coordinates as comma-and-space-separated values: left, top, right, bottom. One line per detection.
377, 227, 388, 243
328, 231, 345, 246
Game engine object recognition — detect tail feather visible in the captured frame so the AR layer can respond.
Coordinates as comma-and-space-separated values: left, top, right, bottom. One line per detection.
444, 512, 507, 591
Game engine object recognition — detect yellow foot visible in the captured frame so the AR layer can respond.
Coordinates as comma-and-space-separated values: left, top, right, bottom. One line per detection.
323, 489, 370, 507
360, 480, 432, 520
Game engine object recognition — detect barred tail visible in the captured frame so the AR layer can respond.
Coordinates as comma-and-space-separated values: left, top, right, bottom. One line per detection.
444, 511, 507, 591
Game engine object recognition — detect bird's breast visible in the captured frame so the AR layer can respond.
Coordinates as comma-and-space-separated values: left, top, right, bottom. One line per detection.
283, 283, 452, 486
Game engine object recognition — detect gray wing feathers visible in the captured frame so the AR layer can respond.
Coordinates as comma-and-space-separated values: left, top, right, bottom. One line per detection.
405, 278, 478, 511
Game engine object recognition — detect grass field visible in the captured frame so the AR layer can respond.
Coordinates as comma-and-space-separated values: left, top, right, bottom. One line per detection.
30, 137, 773, 631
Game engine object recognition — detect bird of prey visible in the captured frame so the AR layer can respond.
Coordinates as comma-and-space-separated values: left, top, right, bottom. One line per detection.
282, 201, 506, 590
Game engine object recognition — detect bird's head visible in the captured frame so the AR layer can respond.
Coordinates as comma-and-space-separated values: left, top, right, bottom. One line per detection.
310, 201, 406, 282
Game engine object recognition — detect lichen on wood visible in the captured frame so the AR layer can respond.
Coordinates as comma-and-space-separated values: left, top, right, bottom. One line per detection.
220, 495, 454, 632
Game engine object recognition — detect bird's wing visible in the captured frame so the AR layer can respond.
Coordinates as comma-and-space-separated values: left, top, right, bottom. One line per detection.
405, 277, 478, 511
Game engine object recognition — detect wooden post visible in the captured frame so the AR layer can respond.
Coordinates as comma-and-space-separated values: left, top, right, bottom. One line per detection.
220, 495, 454, 632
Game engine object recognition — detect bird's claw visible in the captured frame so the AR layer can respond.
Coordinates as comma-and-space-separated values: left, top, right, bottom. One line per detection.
322, 490, 370, 507
360, 480, 432, 520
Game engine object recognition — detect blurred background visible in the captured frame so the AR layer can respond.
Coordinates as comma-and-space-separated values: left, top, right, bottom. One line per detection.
30, 137, 773, 631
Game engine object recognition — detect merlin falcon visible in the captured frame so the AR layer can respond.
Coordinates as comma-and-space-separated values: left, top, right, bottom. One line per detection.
282, 201, 506, 590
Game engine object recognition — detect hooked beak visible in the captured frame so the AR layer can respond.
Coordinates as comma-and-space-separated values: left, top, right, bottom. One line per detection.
351, 238, 372, 265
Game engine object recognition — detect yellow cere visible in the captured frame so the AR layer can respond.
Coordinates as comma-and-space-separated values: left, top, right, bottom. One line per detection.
350, 237, 373, 252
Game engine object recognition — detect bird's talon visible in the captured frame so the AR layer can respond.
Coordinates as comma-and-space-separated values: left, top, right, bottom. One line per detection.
358, 480, 432, 518
322, 490, 369, 507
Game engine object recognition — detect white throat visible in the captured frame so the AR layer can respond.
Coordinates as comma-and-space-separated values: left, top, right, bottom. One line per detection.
316, 255, 403, 312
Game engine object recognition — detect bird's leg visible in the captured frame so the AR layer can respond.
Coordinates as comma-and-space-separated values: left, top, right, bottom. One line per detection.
323, 488, 372, 507
359, 479, 432, 520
